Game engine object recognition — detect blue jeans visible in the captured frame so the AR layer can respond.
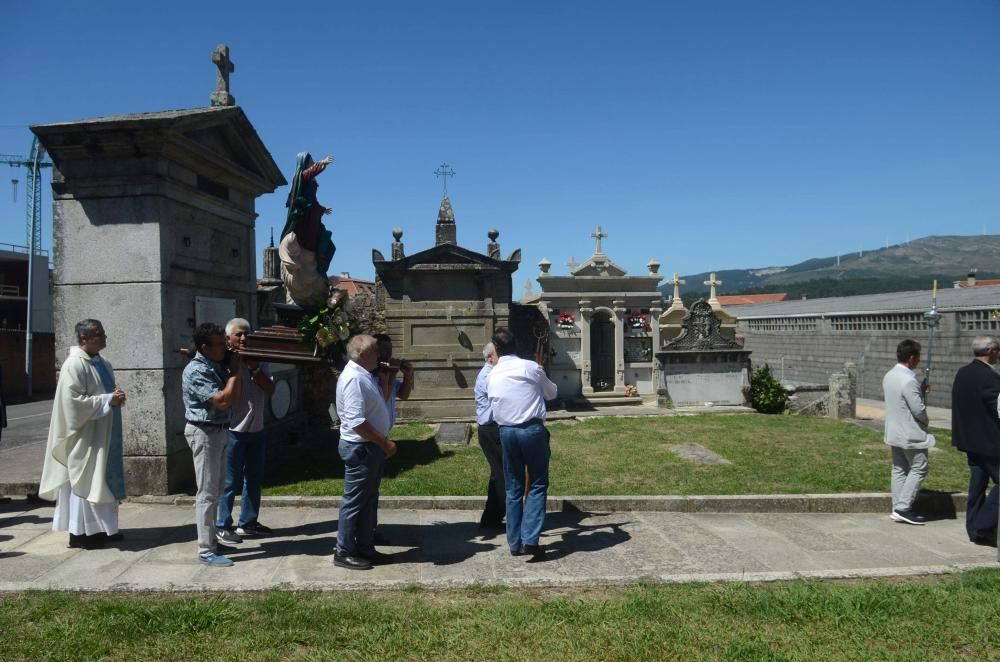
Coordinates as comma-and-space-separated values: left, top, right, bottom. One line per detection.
216, 430, 267, 530
336, 440, 386, 557
500, 421, 550, 551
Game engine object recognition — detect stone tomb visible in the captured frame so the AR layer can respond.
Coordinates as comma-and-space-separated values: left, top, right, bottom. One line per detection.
373, 194, 520, 420
536, 226, 664, 403
33, 105, 286, 494
656, 300, 751, 407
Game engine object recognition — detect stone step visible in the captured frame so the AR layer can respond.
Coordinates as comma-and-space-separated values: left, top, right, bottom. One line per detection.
571, 396, 644, 407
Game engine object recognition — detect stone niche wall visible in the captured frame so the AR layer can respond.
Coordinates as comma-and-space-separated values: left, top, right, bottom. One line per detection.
35, 107, 285, 495
737, 313, 985, 408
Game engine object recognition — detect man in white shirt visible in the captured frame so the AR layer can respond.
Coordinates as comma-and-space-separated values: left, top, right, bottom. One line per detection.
882, 339, 933, 525
474, 342, 503, 529
334, 334, 398, 570
487, 327, 558, 559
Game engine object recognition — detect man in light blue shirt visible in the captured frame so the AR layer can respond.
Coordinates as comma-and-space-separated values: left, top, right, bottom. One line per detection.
182, 323, 242, 567
474, 342, 503, 529
334, 334, 397, 570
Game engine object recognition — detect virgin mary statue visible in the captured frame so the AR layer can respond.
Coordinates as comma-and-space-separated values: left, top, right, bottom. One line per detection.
278, 152, 336, 307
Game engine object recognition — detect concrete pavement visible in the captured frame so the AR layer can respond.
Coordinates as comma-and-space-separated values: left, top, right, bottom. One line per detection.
1, 499, 995, 592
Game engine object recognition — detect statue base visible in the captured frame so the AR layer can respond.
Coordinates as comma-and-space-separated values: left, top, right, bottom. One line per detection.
241, 304, 325, 365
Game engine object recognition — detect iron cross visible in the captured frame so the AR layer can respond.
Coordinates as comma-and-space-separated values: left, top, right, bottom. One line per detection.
434, 163, 456, 194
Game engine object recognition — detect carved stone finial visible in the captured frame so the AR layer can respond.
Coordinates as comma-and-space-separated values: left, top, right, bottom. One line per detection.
538, 257, 552, 275
647, 258, 660, 276
391, 228, 405, 260
210, 44, 236, 107
487, 228, 500, 259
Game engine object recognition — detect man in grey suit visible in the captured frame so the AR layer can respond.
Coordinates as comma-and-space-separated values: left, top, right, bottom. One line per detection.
882, 339, 934, 525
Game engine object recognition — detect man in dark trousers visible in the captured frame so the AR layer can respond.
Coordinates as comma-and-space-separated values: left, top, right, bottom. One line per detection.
951, 335, 1000, 548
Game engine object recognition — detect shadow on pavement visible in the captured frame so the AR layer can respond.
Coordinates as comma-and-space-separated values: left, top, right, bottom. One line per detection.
917, 489, 959, 520
0, 499, 51, 529
540, 510, 633, 562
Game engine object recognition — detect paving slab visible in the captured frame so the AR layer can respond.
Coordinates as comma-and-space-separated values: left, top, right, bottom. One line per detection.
1, 499, 996, 593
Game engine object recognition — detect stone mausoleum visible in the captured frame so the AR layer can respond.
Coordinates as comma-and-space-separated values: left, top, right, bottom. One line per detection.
536, 227, 665, 404
373, 194, 521, 420
33, 103, 288, 495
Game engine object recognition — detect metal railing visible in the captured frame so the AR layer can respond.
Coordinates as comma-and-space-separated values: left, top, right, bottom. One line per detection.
0, 242, 49, 257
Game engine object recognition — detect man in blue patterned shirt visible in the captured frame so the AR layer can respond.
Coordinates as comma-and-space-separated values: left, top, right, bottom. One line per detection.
182, 322, 242, 567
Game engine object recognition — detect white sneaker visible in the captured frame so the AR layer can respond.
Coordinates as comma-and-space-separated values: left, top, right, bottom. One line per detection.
216, 528, 243, 544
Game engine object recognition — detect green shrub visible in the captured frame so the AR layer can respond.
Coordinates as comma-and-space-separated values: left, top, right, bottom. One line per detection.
751, 364, 787, 414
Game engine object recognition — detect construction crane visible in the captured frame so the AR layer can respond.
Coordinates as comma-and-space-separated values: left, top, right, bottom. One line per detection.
2, 136, 53, 398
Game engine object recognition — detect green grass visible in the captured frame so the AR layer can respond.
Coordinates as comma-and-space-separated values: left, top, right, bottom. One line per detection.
2, 571, 999, 660
264, 415, 971, 497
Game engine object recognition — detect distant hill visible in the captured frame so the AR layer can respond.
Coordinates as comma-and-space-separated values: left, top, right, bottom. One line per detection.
665, 235, 1000, 302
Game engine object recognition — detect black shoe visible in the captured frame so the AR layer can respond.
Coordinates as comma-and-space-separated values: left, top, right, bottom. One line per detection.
970, 531, 998, 547
105, 532, 124, 542
68, 533, 104, 550
890, 510, 927, 525
334, 553, 373, 570
360, 550, 393, 565
522, 544, 546, 560
510, 545, 527, 557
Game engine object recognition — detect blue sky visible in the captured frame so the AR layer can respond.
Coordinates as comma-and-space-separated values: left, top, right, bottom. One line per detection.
2, 1, 998, 289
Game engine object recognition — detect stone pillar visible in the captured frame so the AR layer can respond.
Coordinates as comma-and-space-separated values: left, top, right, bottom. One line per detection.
579, 299, 593, 395
613, 299, 626, 394
649, 300, 663, 393
844, 361, 858, 417
828, 371, 854, 420
34, 106, 286, 495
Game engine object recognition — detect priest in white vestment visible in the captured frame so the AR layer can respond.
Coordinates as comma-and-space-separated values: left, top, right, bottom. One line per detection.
38, 319, 127, 549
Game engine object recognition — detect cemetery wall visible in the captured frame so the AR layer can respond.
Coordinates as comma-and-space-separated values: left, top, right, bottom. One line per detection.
737, 311, 994, 409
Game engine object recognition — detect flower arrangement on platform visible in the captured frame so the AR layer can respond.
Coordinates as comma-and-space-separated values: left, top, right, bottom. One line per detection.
557, 312, 576, 330
628, 310, 651, 331
298, 291, 352, 357
624, 384, 639, 397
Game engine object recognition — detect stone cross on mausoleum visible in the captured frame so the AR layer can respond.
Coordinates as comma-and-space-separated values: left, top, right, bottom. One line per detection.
704, 272, 722, 303
566, 256, 579, 271
669, 272, 686, 303
591, 225, 607, 254
211, 44, 236, 107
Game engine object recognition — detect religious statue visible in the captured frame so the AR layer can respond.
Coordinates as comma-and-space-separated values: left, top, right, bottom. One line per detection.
279, 153, 337, 307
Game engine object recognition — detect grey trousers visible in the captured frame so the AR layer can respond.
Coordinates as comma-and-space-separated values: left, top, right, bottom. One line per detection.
891, 446, 929, 512
185, 423, 229, 556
